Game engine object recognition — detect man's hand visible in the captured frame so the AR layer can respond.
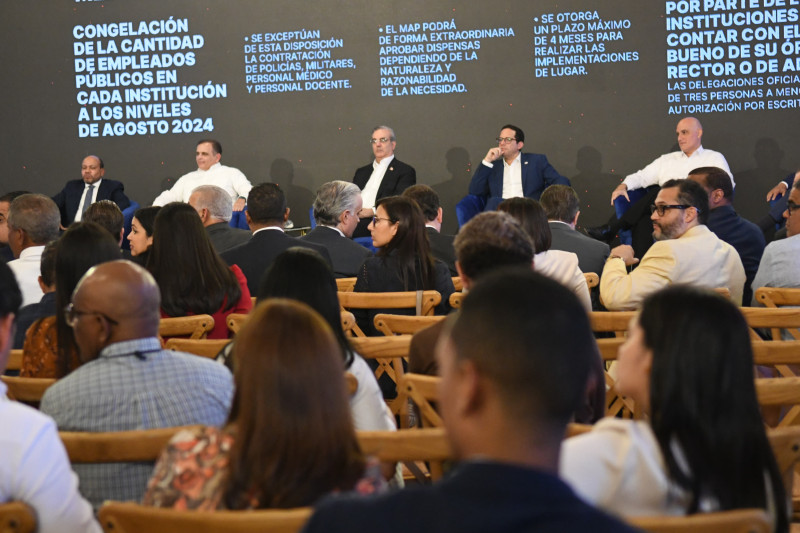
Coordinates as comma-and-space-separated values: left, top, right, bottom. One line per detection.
358, 207, 374, 219
233, 197, 246, 211
610, 184, 629, 205
609, 244, 639, 266
766, 182, 788, 202
484, 147, 502, 163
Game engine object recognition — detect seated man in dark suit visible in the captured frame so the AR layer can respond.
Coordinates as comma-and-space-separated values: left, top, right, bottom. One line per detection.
468, 124, 568, 211
52, 156, 131, 228
300, 181, 371, 278
402, 184, 457, 275
352, 125, 416, 237
221, 183, 331, 294
188, 185, 251, 254
303, 268, 635, 533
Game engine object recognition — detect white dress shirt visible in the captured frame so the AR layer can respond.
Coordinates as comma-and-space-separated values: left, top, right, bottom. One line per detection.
73, 179, 102, 222
153, 163, 252, 205
360, 155, 394, 209
622, 146, 733, 191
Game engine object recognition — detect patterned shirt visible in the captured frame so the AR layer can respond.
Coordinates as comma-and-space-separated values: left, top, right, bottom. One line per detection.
40, 337, 233, 509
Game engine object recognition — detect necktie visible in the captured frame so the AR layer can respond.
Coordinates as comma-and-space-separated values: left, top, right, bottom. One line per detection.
82, 184, 95, 214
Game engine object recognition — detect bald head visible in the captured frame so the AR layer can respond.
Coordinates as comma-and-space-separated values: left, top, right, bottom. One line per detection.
676, 116, 702, 156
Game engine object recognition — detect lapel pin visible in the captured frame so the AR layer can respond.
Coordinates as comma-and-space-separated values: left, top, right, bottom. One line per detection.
389, 167, 394, 171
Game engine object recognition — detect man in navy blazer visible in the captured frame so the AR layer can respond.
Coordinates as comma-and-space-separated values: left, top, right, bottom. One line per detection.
468, 124, 568, 211
52, 156, 131, 227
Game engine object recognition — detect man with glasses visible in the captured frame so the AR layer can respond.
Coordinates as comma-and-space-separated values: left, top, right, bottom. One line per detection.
352, 125, 416, 237
599, 179, 744, 310
468, 124, 568, 212
752, 180, 800, 305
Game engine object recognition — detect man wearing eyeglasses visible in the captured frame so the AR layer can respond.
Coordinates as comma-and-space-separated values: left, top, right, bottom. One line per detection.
752, 180, 800, 306
351, 125, 416, 238
468, 124, 568, 212
599, 179, 745, 311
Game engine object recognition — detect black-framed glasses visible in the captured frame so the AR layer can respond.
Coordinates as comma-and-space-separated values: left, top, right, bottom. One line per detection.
650, 204, 694, 217
787, 201, 800, 216
371, 216, 394, 225
496, 136, 517, 144
64, 303, 119, 328
369, 137, 392, 144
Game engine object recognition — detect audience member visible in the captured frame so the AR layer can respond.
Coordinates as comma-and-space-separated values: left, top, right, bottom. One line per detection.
21, 222, 121, 378
143, 299, 381, 510
600, 179, 745, 310
188, 184, 251, 254
352, 126, 416, 238
498, 197, 591, 311
301, 180, 372, 278
7, 194, 61, 306
83, 199, 131, 258
13, 240, 57, 349
561, 286, 787, 530
468, 124, 568, 211
303, 269, 636, 533
51, 155, 131, 227
402, 184, 457, 275
153, 139, 252, 210
147, 202, 251, 339
0, 191, 29, 262
688, 166, 765, 305
221, 183, 331, 294
40, 260, 233, 509
127, 205, 159, 265
0, 261, 100, 533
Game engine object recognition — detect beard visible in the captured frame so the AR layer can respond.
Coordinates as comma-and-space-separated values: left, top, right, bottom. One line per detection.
652, 218, 684, 241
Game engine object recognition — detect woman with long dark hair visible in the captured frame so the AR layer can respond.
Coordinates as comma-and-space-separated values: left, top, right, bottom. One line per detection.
143, 299, 380, 509
561, 285, 787, 531
127, 205, 159, 265
146, 202, 251, 339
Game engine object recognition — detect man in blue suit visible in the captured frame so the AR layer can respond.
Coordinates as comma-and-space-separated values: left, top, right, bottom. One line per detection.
52, 156, 131, 228
468, 124, 569, 211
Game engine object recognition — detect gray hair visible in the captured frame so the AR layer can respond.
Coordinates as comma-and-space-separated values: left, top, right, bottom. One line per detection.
191, 185, 233, 222
7, 194, 60, 244
313, 181, 362, 226
372, 125, 396, 141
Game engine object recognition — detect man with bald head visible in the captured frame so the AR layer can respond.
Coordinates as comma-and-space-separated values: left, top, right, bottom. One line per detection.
52, 155, 131, 227
41, 260, 233, 509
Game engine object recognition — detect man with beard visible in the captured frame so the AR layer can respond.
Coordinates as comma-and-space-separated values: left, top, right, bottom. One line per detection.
599, 179, 745, 310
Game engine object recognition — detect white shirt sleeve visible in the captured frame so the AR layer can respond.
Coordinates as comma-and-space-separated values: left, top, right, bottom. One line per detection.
348, 354, 396, 431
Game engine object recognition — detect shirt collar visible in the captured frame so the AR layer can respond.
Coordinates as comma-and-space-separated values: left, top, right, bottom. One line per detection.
99, 337, 162, 359
503, 153, 522, 167
84, 179, 103, 188
373, 155, 394, 169
322, 224, 345, 237
253, 226, 284, 235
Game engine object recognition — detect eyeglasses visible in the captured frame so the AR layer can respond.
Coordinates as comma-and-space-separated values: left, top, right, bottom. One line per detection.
496, 137, 517, 144
64, 303, 119, 328
650, 204, 695, 217
787, 202, 800, 215
372, 216, 394, 225
370, 137, 392, 144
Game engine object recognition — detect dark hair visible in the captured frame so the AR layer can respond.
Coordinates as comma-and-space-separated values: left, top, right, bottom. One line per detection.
0, 262, 22, 318
247, 183, 286, 224
540, 185, 580, 223
224, 299, 364, 509
84, 155, 104, 168
197, 139, 222, 155
39, 240, 58, 288
639, 285, 787, 527
147, 202, 242, 317
661, 178, 709, 224
688, 167, 733, 200
133, 206, 160, 237
453, 212, 533, 282
83, 200, 123, 241
375, 196, 436, 290
450, 268, 595, 429
55, 222, 122, 377
500, 124, 525, 143
0, 191, 30, 204
257, 247, 353, 367
402, 184, 440, 222
497, 197, 552, 252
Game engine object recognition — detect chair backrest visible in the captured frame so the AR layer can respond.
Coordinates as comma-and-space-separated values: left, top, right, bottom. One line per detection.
359, 427, 450, 482
373, 314, 446, 336
398, 373, 443, 428
60, 425, 202, 463
584, 272, 599, 289
449, 292, 462, 309
451, 276, 462, 292
338, 290, 442, 317
627, 508, 770, 533
340, 310, 357, 335
751, 340, 800, 378
1, 376, 56, 403
589, 311, 636, 338
159, 315, 215, 340
740, 306, 800, 341
756, 377, 800, 428
755, 287, 800, 308
336, 277, 357, 292
594, 337, 640, 419
226, 313, 248, 335
97, 502, 312, 533
765, 425, 800, 498
0, 502, 36, 533
7, 349, 22, 372
164, 338, 230, 359
350, 336, 411, 416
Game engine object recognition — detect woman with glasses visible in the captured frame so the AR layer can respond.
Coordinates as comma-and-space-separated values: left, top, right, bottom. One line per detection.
560, 285, 788, 531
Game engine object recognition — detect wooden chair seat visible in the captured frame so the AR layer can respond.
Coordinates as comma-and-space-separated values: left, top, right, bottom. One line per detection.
1, 376, 56, 403
0, 502, 36, 533
584, 272, 599, 289
336, 277, 357, 292
373, 314, 446, 336
164, 338, 229, 359
159, 315, 215, 340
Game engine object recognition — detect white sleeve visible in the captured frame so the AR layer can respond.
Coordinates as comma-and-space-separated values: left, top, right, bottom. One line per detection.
229, 168, 253, 199
571, 265, 592, 312
152, 178, 185, 206
348, 354, 396, 431
622, 155, 666, 191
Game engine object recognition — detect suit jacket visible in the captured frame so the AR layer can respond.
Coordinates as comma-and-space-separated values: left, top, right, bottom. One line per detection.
548, 221, 610, 277
221, 229, 332, 294
302, 462, 637, 533
205, 222, 251, 255
52, 179, 131, 226
352, 158, 416, 237
299, 226, 371, 278
600, 225, 746, 311
426, 227, 457, 275
468, 153, 568, 211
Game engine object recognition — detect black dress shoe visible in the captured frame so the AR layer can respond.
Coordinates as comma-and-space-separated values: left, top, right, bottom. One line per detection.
586, 224, 615, 243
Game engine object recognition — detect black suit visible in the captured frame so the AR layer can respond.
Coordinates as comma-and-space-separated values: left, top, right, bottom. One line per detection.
299, 226, 371, 278
548, 221, 610, 277
426, 227, 457, 275
52, 179, 131, 227
352, 158, 416, 237
205, 222, 251, 255
221, 228, 332, 294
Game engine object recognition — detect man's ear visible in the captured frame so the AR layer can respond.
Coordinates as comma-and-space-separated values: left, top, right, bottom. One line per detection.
284, 207, 291, 222
0, 314, 15, 370
458, 359, 485, 416
455, 261, 472, 291
436, 207, 443, 224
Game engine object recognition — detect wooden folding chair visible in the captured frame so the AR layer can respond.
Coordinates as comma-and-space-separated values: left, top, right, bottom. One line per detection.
358, 427, 451, 483
338, 291, 441, 317
350, 336, 411, 417
373, 314, 446, 336
97, 502, 312, 533
159, 315, 215, 340
584, 272, 599, 289
628, 508, 770, 533
1, 376, 56, 404
589, 311, 636, 338
6, 349, 22, 372
60, 425, 202, 464
399, 373, 443, 428
594, 339, 641, 420
226, 313, 248, 335
164, 338, 229, 359
755, 287, 800, 308
740, 306, 800, 342
449, 292, 463, 309
340, 311, 357, 335
0, 502, 36, 533
336, 277, 357, 292
451, 276, 462, 292
756, 377, 800, 428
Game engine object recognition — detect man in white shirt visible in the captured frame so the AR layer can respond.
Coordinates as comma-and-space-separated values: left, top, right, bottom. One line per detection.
153, 139, 252, 210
